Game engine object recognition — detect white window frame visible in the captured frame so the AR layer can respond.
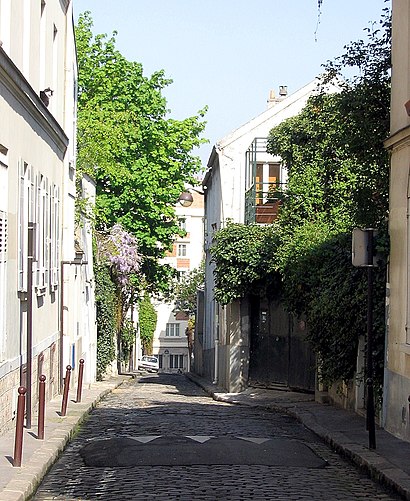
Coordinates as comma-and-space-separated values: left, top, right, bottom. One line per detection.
35, 173, 49, 294
50, 184, 59, 289
0, 147, 8, 362
178, 217, 187, 231
165, 323, 180, 337
18, 160, 33, 292
177, 244, 187, 257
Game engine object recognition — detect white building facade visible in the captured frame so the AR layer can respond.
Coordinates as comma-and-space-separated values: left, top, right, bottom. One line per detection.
198, 81, 336, 391
383, 0, 410, 442
152, 191, 204, 373
0, 0, 96, 435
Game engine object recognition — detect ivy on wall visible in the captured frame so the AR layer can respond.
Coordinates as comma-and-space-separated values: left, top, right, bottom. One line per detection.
138, 293, 157, 354
210, 223, 281, 306
94, 262, 117, 380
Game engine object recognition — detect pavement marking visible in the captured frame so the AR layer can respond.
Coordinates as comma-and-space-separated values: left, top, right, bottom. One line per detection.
236, 437, 271, 444
130, 436, 162, 443
185, 435, 215, 443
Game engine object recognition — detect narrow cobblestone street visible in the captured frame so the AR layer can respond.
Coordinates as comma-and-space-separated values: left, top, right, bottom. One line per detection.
32, 374, 400, 500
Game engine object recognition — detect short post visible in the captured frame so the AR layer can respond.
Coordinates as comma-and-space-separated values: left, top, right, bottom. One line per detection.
13, 386, 27, 467
76, 359, 85, 403
38, 375, 46, 439
61, 365, 72, 417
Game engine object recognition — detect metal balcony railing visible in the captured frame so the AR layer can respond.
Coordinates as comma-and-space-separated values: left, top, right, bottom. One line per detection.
245, 182, 286, 224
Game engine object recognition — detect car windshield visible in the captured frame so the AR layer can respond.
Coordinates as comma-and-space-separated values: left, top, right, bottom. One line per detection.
143, 356, 158, 363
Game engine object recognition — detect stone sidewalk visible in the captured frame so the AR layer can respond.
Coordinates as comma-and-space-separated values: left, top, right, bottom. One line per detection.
1, 372, 410, 500
0, 375, 130, 501
187, 372, 410, 500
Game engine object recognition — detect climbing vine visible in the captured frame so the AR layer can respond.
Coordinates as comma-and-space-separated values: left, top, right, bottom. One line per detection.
210, 223, 281, 306
138, 293, 157, 354
94, 262, 117, 380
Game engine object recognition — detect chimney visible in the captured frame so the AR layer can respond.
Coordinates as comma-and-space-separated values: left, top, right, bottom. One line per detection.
267, 89, 277, 108
279, 85, 288, 97
267, 86, 288, 108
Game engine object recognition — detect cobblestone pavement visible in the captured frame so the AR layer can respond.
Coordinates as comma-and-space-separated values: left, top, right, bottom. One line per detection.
32, 374, 401, 501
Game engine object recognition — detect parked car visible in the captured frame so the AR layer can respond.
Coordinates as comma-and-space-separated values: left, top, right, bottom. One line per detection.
138, 355, 159, 372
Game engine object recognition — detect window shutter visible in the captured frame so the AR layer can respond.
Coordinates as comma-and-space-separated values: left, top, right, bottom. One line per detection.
0, 210, 6, 360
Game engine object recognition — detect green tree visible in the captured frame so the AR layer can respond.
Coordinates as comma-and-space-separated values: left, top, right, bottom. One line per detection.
75, 12, 207, 291
173, 262, 205, 317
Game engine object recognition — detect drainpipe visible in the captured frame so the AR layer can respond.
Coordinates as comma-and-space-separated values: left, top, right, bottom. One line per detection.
25, 222, 36, 429
213, 309, 219, 385
213, 339, 219, 384
59, 257, 88, 392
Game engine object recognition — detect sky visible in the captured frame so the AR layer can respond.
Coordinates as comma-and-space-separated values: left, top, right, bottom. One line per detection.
73, 0, 390, 167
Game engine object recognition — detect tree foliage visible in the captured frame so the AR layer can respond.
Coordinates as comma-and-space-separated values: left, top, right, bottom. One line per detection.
271, 9, 390, 387
210, 223, 281, 306
173, 262, 205, 317
75, 12, 207, 291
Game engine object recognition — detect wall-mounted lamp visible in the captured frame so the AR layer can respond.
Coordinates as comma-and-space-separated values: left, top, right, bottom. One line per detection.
179, 192, 194, 207
40, 87, 54, 107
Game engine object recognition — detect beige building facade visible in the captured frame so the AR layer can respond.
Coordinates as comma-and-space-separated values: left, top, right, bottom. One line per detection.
383, 0, 410, 441
152, 191, 204, 373
0, 0, 96, 435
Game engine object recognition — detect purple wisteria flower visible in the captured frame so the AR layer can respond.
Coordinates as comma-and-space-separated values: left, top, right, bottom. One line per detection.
107, 224, 142, 288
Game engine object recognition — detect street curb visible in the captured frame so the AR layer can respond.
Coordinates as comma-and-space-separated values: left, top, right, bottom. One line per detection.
1, 375, 129, 501
186, 373, 410, 500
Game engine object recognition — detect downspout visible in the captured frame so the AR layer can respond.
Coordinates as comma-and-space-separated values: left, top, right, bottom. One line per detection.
59, 258, 87, 392
213, 307, 219, 385
26, 222, 35, 429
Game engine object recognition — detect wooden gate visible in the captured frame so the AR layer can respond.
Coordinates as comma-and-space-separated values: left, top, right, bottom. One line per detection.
248, 295, 315, 392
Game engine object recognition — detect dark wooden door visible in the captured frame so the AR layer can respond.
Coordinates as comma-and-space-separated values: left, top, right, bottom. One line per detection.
248, 296, 315, 391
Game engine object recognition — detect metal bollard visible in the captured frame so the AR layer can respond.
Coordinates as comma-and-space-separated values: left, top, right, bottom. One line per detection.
76, 359, 85, 403
38, 375, 46, 439
61, 365, 72, 416
13, 386, 27, 467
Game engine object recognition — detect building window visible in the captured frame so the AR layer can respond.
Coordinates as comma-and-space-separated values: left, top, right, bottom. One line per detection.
166, 323, 180, 337
178, 218, 186, 231
0, 148, 7, 363
177, 270, 187, 281
18, 160, 33, 292
50, 184, 60, 289
177, 244, 187, 257
158, 354, 163, 369
170, 354, 184, 369
35, 173, 50, 293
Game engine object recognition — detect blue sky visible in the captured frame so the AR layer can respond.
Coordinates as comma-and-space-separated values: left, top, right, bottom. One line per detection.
73, 0, 390, 166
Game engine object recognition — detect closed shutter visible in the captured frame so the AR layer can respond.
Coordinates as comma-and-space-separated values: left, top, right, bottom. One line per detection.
0, 210, 7, 360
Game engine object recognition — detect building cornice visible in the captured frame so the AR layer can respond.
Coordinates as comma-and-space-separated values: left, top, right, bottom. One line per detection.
384, 125, 410, 151
0, 47, 69, 155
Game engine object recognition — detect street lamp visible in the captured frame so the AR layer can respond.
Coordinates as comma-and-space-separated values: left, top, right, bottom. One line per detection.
178, 191, 194, 207
178, 187, 205, 207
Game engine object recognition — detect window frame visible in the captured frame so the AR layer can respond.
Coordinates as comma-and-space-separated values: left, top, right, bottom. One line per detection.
165, 323, 180, 337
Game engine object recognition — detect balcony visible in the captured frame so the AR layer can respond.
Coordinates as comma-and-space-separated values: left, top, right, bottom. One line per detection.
244, 138, 286, 225
245, 182, 285, 224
